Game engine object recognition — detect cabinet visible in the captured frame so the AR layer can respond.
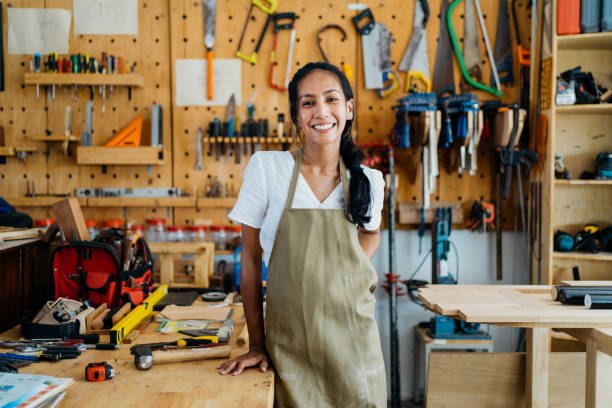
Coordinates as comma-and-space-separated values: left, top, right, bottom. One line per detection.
539, 3, 612, 284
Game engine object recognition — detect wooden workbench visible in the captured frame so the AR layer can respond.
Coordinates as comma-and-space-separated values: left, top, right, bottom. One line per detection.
418, 285, 612, 408
1, 304, 273, 408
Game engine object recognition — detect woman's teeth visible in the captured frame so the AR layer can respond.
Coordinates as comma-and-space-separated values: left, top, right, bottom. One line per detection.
313, 124, 334, 130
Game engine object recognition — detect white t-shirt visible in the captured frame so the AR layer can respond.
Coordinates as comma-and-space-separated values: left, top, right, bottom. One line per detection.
228, 151, 385, 266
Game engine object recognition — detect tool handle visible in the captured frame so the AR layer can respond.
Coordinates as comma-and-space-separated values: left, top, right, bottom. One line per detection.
152, 345, 230, 363
236, 324, 249, 347
207, 49, 214, 100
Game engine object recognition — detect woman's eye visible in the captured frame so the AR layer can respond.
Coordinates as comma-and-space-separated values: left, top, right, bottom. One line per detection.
302, 101, 314, 106
328, 97, 338, 102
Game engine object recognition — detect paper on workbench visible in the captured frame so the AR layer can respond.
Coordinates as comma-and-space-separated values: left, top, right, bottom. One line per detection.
8, 8, 71, 55
73, 0, 138, 35
175, 59, 242, 106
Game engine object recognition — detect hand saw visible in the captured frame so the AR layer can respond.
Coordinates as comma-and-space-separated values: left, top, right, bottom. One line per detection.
398, 0, 431, 93
433, 0, 455, 97
460, 0, 482, 92
492, 0, 513, 85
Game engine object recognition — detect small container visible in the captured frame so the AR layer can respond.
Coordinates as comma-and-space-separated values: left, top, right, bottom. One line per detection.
34, 218, 55, 229
188, 225, 209, 242
102, 219, 123, 230
145, 218, 166, 242
131, 224, 145, 235
166, 225, 186, 242
85, 220, 99, 240
210, 225, 228, 250
227, 225, 242, 250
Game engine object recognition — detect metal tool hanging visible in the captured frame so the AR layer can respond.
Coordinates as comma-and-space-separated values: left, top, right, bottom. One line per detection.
433, 0, 455, 97
460, 0, 482, 92
492, 0, 513, 85
269, 12, 297, 93
447, 0, 502, 96
398, 0, 431, 93
352, 8, 397, 97
202, 0, 217, 100
316, 24, 353, 81
235, 0, 278, 64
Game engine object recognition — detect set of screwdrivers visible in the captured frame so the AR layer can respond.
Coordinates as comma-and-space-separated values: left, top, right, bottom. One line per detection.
29, 52, 135, 105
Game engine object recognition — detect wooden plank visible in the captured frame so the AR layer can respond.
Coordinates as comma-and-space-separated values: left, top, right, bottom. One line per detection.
8, 197, 84, 207
148, 242, 214, 255
426, 352, 601, 408
526, 328, 549, 408
562, 328, 612, 358
28, 135, 80, 142
52, 197, 89, 241
0, 228, 44, 241
76, 146, 163, 165
24, 73, 144, 87
0, 146, 15, 155
196, 198, 237, 209
555, 104, 612, 114
586, 339, 612, 408
556, 31, 612, 50
560, 281, 612, 287
555, 180, 612, 186
398, 201, 464, 224
86, 197, 196, 208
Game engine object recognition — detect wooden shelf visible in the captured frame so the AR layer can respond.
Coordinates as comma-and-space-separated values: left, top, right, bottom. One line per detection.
29, 135, 80, 142
196, 197, 237, 209
86, 197, 195, 207
555, 180, 612, 186
202, 137, 293, 144
0, 147, 15, 156
553, 252, 612, 262
24, 73, 144, 87
76, 146, 163, 165
555, 104, 612, 114
8, 197, 85, 206
556, 32, 612, 50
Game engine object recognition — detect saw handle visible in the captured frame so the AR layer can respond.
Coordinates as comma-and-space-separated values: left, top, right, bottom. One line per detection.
207, 49, 214, 100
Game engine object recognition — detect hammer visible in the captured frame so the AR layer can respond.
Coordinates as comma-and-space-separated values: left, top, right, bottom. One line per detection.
130, 339, 230, 370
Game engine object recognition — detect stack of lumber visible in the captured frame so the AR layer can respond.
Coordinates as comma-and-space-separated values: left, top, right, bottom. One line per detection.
552, 280, 612, 309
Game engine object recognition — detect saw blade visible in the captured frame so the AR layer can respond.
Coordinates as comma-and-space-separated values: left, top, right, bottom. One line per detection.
461, 0, 482, 92
203, 0, 216, 49
398, 0, 429, 76
361, 22, 383, 89
492, 0, 513, 85
433, 0, 455, 97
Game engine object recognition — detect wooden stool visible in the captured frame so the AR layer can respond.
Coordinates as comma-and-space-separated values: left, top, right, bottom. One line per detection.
148, 242, 215, 288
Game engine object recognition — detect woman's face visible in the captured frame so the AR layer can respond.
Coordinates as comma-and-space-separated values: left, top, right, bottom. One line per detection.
296, 69, 354, 148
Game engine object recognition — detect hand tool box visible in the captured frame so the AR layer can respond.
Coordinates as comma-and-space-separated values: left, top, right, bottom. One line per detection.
51, 228, 154, 308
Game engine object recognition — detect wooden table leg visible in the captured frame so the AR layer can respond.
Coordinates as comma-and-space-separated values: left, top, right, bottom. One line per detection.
160, 253, 174, 286
586, 338, 612, 408
525, 327, 549, 408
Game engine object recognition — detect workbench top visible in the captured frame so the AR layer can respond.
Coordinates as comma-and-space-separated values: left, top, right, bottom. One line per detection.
418, 284, 612, 328
1, 304, 273, 408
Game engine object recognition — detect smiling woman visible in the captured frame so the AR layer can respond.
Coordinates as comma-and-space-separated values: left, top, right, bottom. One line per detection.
218, 62, 387, 408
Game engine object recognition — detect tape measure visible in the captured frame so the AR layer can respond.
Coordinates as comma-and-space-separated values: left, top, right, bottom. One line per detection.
85, 362, 115, 382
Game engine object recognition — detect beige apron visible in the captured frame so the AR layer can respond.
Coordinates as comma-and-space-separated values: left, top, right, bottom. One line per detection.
265, 150, 387, 407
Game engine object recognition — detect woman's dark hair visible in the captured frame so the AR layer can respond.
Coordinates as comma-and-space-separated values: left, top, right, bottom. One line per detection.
288, 61, 371, 228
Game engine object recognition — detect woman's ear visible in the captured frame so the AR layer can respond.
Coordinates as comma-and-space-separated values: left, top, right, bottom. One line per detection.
347, 99, 354, 120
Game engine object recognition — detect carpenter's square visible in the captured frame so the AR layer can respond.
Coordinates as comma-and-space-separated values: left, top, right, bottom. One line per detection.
460, 0, 482, 92
82, 101, 93, 146
202, 0, 217, 100
433, 0, 455, 97
195, 126, 203, 170
492, 0, 514, 85
398, 0, 431, 93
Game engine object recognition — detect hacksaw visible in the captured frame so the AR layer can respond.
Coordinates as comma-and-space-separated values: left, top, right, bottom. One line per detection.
398, 0, 431, 93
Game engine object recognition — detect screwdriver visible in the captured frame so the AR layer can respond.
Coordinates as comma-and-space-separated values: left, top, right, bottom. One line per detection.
71, 54, 79, 102
89, 57, 97, 100
213, 117, 221, 161
117, 57, 124, 96
127, 62, 133, 101
278, 113, 287, 151
33, 53, 41, 99
109, 55, 115, 99
51, 52, 57, 99
101, 52, 108, 113
241, 122, 248, 156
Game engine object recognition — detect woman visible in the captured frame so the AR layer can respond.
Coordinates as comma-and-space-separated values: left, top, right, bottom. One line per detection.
218, 62, 387, 407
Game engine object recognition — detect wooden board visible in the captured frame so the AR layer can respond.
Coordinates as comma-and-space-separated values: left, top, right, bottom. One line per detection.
0, 227, 44, 241
0, 304, 272, 408
418, 285, 612, 327
427, 352, 606, 408
76, 146, 164, 165
560, 281, 612, 287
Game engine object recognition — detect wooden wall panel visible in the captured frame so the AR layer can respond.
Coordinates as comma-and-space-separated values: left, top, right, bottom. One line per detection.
0, 0, 526, 230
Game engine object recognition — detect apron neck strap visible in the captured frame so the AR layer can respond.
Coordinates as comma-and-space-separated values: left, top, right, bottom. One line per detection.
286, 150, 351, 210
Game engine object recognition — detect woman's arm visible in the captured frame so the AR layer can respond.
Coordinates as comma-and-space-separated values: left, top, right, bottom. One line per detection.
218, 224, 269, 375
358, 227, 381, 258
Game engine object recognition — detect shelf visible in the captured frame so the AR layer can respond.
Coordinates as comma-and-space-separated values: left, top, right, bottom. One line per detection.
86, 197, 195, 207
553, 252, 612, 262
0, 147, 15, 156
555, 180, 612, 186
557, 31, 612, 50
24, 73, 144, 87
196, 197, 237, 209
29, 135, 80, 142
8, 197, 86, 206
76, 146, 163, 165
202, 137, 293, 144
555, 104, 612, 114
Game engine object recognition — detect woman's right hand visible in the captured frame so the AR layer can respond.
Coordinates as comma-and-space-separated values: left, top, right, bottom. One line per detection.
217, 346, 269, 376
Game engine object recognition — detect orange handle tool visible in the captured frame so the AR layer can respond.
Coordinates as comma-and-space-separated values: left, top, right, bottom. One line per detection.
207, 50, 214, 100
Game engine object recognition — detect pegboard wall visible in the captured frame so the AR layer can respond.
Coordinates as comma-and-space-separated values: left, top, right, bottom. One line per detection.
0, 0, 531, 230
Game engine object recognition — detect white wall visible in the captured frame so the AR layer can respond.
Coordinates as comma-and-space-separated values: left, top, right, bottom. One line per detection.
371, 229, 527, 400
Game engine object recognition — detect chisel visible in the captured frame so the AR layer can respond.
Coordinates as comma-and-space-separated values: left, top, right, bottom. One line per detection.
202, 0, 217, 100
